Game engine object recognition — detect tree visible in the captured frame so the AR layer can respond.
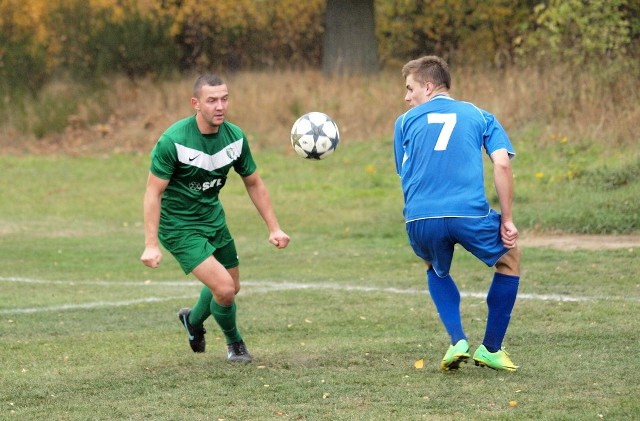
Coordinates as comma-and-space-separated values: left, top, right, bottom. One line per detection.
322, 0, 379, 75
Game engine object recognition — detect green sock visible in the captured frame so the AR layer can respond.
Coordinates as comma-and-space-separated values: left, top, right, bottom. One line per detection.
211, 300, 243, 344
188, 286, 213, 327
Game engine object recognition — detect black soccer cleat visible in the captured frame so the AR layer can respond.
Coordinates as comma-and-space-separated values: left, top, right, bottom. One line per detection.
226, 340, 253, 363
177, 308, 206, 353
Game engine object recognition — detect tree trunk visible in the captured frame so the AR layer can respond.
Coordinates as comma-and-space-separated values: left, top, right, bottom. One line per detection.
322, 0, 379, 75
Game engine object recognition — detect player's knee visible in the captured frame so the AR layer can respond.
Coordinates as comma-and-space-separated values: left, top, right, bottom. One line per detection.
227, 267, 241, 295
211, 277, 237, 305
215, 286, 236, 306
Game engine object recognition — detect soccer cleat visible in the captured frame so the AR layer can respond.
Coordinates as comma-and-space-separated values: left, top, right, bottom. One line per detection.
473, 344, 519, 371
227, 340, 253, 363
177, 308, 206, 353
440, 339, 471, 371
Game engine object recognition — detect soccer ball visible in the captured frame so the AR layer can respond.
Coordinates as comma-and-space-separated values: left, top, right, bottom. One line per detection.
290, 112, 339, 160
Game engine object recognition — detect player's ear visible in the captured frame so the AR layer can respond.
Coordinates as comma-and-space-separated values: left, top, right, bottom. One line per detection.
425, 81, 433, 94
191, 97, 199, 110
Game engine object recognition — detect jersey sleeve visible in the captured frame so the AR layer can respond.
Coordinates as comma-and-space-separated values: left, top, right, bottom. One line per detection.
481, 110, 515, 158
149, 135, 178, 180
393, 114, 407, 176
233, 131, 257, 177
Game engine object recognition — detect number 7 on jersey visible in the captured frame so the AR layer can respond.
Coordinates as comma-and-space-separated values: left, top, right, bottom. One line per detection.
427, 113, 457, 151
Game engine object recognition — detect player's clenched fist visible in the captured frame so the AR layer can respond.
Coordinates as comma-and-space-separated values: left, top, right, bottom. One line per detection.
140, 246, 163, 268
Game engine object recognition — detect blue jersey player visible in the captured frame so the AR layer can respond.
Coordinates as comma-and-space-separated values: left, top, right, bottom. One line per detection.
393, 56, 521, 371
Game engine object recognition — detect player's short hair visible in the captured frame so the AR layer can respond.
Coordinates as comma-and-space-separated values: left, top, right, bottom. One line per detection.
402, 56, 451, 90
193, 74, 225, 98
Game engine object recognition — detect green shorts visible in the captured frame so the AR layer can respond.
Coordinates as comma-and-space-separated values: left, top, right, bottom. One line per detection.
159, 225, 239, 274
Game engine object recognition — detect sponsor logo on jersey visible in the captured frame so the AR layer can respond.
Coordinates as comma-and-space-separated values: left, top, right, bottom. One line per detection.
188, 178, 226, 192
202, 178, 225, 191
188, 182, 202, 191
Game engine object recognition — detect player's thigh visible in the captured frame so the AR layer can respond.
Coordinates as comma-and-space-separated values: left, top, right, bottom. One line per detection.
495, 246, 520, 275
406, 218, 455, 276
161, 225, 237, 273
450, 210, 508, 268
159, 229, 215, 274
212, 237, 239, 269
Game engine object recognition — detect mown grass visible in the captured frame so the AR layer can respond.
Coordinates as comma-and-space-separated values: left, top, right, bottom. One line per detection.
1, 141, 639, 420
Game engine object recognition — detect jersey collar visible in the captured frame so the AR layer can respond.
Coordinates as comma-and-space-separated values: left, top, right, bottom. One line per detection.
429, 94, 452, 102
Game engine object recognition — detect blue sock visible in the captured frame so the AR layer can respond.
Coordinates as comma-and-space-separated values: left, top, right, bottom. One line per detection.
483, 272, 520, 352
427, 268, 466, 345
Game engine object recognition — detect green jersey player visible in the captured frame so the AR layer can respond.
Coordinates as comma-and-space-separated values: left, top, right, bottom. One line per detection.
141, 74, 290, 362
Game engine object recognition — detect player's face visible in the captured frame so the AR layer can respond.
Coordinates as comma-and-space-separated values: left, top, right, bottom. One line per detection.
404, 74, 429, 107
193, 84, 229, 132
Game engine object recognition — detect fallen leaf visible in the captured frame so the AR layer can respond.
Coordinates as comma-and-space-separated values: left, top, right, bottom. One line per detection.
414, 359, 424, 369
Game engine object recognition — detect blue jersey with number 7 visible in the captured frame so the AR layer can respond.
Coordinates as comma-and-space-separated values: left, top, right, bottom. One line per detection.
393, 95, 515, 222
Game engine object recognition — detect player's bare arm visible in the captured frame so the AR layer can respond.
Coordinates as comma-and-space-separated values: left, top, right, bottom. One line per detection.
141, 172, 170, 268
491, 149, 518, 248
241, 172, 290, 249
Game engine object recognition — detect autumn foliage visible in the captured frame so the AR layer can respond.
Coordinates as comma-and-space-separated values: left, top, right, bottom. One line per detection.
1, 0, 327, 95
2, 0, 639, 95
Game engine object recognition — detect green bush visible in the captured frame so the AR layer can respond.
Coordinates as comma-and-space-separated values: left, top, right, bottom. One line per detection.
47, 1, 179, 81
581, 159, 640, 190
89, 8, 179, 79
515, 0, 633, 66
0, 36, 49, 98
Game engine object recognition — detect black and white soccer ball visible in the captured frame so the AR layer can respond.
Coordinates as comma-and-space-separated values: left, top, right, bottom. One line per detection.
290, 112, 339, 160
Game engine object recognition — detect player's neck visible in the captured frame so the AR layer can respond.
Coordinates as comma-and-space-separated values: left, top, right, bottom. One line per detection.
195, 114, 220, 135
429, 88, 449, 100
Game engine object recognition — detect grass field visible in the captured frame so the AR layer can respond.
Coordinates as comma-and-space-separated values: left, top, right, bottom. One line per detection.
1, 136, 639, 420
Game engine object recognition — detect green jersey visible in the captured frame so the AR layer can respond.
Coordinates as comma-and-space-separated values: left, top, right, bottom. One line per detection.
150, 115, 257, 233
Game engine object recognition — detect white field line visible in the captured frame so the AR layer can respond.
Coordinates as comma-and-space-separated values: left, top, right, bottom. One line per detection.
0, 276, 637, 315
2, 296, 197, 314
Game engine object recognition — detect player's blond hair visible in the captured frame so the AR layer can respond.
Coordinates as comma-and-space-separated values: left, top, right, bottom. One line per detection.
402, 56, 451, 90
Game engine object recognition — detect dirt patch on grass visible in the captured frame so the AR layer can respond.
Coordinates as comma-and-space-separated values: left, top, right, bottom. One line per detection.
520, 233, 640, 250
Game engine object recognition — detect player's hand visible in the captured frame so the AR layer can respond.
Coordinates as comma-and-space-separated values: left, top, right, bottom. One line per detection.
500, 220, 518, 249
140, 246, 163, 268
269, 230, 290, 249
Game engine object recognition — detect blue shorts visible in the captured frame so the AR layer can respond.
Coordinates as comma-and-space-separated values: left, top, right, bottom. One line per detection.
406, 209, 509, 277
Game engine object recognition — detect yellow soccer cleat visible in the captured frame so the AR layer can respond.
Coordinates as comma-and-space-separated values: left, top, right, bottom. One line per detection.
441, 339, 471, 371
473, 344, 519, 371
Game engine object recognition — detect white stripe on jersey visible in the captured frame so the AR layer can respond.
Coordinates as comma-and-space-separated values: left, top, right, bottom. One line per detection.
174, 139, 243, 171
